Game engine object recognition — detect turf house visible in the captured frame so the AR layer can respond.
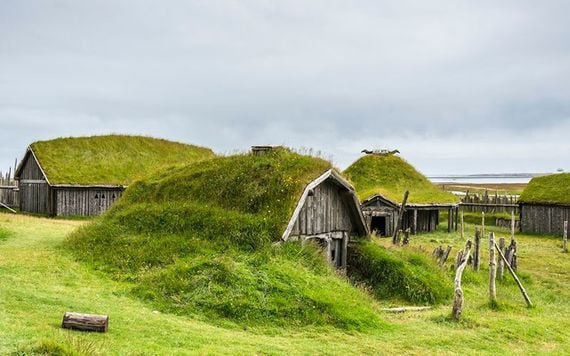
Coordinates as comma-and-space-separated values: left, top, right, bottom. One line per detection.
518, 173, 570, 236
14, 135, 215, 216
344, 153, 459, 236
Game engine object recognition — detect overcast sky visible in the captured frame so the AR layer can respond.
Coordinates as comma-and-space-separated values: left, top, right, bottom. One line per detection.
1, 1, 569, 175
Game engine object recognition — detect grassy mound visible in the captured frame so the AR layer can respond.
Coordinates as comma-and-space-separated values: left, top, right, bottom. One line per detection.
348, 239, 452, 305
66, 149, 384, 329
519, 173, 570, 206
30, 135, 215, 185
344, 154, 458, 204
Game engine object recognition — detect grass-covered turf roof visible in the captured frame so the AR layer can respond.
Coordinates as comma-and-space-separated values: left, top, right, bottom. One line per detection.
518, 173, 570, 206
343, 154, 458, 204
27, 135, 215, 185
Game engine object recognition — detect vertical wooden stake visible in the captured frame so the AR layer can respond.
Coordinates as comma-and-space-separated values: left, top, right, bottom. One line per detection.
481, 212, 485, 240
563, 221, 568, 253
497, 237, 505, 280
474, 228, 481, 271
393, 191, 409, 244
495, 242, 533, 307
460, 211, 465, 239
511, 210, 515, 240
489, 232, 497, 304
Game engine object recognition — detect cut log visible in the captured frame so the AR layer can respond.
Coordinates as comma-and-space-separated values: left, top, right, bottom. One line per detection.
381, 306, 431, 313
62, 312, 109, 332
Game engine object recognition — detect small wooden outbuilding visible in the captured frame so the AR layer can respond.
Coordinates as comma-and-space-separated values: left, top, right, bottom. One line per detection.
14, 135, 214, 217
344, 152, 459, 236
519, 173, 570, 236
281, 169, 369, 268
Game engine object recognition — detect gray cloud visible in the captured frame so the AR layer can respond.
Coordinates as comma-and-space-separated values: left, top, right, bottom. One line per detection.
1, 1, 569, 174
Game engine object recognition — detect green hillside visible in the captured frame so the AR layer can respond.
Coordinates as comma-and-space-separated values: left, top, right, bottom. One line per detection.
519, 173, 570, 206
344, 154, 458, 204
30, 135, 215, 185
66, 149, 386, 328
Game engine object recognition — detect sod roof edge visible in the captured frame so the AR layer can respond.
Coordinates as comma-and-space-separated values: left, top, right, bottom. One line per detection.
16, 135, 215, 186
518, 173, 570, 206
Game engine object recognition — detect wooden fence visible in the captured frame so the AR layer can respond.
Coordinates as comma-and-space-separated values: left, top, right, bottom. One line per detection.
461, 192, 519, 214
0, 169, 19, 209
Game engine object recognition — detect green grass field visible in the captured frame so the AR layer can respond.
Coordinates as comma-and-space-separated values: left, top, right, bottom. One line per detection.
1, 213, 569, 354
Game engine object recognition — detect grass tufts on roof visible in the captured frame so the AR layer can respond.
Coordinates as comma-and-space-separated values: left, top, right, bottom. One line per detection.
66, 149, 385, 329
519, 173, 570, 206
344, 154, 458, 204
29, 135, 215, 185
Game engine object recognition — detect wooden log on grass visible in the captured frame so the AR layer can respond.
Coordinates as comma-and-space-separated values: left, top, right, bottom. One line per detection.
62, 312, 109, 332
494, 242, 533, 307
452, 240, 473, 321
489, 233, 497, 304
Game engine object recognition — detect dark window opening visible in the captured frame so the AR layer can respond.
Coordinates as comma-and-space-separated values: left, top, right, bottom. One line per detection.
101, 194, 105, 199
371, 216, 387, 236
94, 193, 99, 199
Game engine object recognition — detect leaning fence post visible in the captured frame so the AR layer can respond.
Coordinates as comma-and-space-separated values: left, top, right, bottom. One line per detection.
494, 242, 533, 307
562, 221, 568, 252
452, 240, 473, 321
489, 233, 497, 304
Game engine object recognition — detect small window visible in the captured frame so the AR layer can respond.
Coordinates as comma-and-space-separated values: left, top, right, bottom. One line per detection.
112, 194, 116, 199
101, 194, 105, 199
94, 193, 99, 199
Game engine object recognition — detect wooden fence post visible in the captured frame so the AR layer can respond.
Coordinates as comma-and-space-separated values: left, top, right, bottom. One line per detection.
562, 221, 568, 252
452, 240, 473, 321
473, 228, 481, 271
511, 210, 515, 240
393, 191, 409, 244
497, 237, 505, 280
489, 233, 497, 304
481, 212, 485, 240
460, 210, 464, 239
494, 242, 533, 307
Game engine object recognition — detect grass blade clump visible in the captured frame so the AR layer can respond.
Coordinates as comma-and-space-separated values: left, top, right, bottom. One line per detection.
66, 149, 384, 330
348, 239, 452, 305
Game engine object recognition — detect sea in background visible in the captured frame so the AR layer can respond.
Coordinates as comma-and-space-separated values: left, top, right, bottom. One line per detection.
427, 174, 546, 184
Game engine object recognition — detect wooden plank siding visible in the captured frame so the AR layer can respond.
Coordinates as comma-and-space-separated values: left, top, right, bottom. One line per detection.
362, 196, 442, 235
290, 180, 355, 237
18, 153, 51, 214
521, 204, 570, 236
55, 188, 123, 217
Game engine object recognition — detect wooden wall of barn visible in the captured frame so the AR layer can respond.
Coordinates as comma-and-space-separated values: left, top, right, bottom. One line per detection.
18, 154, 50, 214
55, 188, 123, 216
521, 204, 570, 236
290, 180, 356, 237
402, 209, 440, 233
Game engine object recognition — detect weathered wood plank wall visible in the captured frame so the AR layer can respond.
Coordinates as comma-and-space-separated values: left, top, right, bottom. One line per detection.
18, 155, 50, 214
290, 180, 354, 236
55, 188, 123, 216
521, 204, 570, 236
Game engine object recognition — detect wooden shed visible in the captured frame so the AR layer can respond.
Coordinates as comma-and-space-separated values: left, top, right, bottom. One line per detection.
344, 153, 459, 236
519, 173, 570, 236
14, 135, 215, 217
281, 169, 369, 268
